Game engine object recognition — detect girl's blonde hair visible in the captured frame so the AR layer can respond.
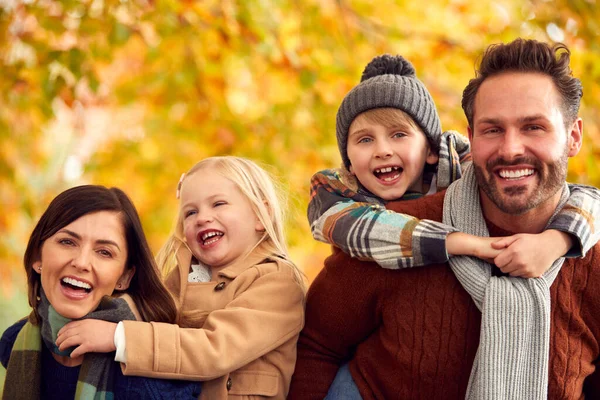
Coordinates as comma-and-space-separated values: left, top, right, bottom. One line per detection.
157, 156, 305, 290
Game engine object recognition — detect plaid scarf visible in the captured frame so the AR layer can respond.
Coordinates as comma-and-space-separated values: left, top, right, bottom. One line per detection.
443, 164, 568, 399
3, 290, 136, 400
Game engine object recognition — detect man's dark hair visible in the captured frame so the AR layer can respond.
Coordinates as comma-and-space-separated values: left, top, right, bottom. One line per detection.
462, 38, 583, 128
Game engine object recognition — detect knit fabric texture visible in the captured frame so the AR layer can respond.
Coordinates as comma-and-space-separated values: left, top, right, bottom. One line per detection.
3, 290, 136, 400
443, 164, 568, 399
336, 55, 441, 169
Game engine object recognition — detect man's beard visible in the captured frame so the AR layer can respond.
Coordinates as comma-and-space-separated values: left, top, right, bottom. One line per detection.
473, 149, 568, 215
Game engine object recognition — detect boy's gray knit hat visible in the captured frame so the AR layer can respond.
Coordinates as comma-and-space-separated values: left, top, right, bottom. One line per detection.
336, 54, 442, 169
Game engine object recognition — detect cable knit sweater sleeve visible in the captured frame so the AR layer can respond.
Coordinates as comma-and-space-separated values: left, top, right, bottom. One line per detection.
288, 248, 387, 400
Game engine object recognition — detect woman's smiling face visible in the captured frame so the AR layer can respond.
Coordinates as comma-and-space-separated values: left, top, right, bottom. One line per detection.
34, 211, 134, 319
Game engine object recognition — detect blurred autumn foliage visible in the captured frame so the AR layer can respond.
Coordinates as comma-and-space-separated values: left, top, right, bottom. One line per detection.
1, 0, 600, 358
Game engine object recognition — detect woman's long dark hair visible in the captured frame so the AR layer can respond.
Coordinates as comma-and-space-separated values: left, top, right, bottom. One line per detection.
24, 185, 177, 325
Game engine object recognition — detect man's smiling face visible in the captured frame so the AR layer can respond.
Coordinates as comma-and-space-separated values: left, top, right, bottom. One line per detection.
468, 71, 582, 217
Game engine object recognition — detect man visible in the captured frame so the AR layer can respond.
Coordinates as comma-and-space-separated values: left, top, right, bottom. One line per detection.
289, 38, 600, 399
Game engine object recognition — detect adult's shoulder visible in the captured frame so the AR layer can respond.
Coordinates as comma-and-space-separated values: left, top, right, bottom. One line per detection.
386, 190, 446, 222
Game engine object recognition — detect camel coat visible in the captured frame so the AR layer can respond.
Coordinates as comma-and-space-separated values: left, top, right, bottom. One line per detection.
120, 245, 304, 399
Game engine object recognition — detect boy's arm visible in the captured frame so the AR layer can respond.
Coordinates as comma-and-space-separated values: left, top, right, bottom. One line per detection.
547, 184, 600, 257
309, 169, 456, 269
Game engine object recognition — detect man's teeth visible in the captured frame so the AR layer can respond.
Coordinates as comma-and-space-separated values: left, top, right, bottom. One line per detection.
62, 277, 91, 290
375, 166, 400, 174
498, 169, 534, 179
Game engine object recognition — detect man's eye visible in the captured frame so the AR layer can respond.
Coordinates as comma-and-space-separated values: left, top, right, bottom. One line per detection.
483, 128, 501, 135
526, 125, 543, 131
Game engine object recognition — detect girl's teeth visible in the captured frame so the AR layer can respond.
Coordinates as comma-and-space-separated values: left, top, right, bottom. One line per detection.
204, 237, 221, 245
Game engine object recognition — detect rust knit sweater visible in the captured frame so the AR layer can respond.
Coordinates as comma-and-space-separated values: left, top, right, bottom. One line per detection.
289, 190, 600, 400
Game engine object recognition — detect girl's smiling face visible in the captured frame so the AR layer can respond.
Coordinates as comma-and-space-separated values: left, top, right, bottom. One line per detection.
34, 211, 134, 319
181, 169, 264, 273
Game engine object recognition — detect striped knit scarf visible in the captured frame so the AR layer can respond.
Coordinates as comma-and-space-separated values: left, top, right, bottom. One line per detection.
435, 130, 471, 189
3, 290, 136, 400
443, 164, 568, 400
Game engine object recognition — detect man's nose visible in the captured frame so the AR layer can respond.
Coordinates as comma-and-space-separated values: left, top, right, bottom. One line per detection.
497, 129, 525, 160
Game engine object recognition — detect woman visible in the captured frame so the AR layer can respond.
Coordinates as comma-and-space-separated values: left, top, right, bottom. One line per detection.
1, 185, 201, 399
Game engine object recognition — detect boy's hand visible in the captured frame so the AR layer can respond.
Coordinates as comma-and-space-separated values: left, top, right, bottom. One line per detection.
491, 230, 573, 278
447, 232, 503, 262
56, 320, 118, 358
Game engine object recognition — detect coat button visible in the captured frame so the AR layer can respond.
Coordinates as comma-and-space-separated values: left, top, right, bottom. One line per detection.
214, 282, 226, 291
226, 377, 232, 391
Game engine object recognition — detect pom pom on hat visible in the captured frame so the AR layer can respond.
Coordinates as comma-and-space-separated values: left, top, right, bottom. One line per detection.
360, 54, 416, 82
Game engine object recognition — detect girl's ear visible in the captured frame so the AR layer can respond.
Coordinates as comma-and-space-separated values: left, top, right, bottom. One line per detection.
255, 218, 265, 232
116, 266, 136, 291
255, 201, 268, 232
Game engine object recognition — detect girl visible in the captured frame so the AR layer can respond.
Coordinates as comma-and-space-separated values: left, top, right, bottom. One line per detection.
1, 185, 201, 399
55, 157, 306, 399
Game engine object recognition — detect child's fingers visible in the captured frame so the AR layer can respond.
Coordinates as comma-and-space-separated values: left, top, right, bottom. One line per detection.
57, 321, 81, 337
493, 252, 512, 269
69, 345, 88, 359
57, 334, 82, 351
491, 236, 518, 250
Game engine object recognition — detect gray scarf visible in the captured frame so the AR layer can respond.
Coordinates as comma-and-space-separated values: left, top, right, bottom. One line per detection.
443, 164, 568, 399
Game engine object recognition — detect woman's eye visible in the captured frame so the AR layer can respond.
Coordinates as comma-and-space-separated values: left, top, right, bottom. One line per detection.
58, 238, 75, 246
97, 249, 113, 258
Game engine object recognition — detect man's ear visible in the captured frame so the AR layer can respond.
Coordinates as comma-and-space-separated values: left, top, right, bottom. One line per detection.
116, 266, 136, 291
467, 125, 474, 142
567, 118, 583, 157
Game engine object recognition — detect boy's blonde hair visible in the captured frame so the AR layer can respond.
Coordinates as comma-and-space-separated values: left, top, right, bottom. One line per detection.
355, 108, 424, 137
157, 156, 305, 290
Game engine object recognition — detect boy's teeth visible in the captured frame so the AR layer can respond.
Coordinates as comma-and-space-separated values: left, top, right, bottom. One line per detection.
382, 173, 400, 182
62, 277, 91, 289
375, 166, 398, 174
498, 169, 534, 179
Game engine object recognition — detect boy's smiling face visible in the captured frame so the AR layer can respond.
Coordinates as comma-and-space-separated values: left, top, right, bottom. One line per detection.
346, 109, 439, 201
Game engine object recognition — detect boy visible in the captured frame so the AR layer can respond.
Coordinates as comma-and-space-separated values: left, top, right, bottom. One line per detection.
309, 54, 600, 277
